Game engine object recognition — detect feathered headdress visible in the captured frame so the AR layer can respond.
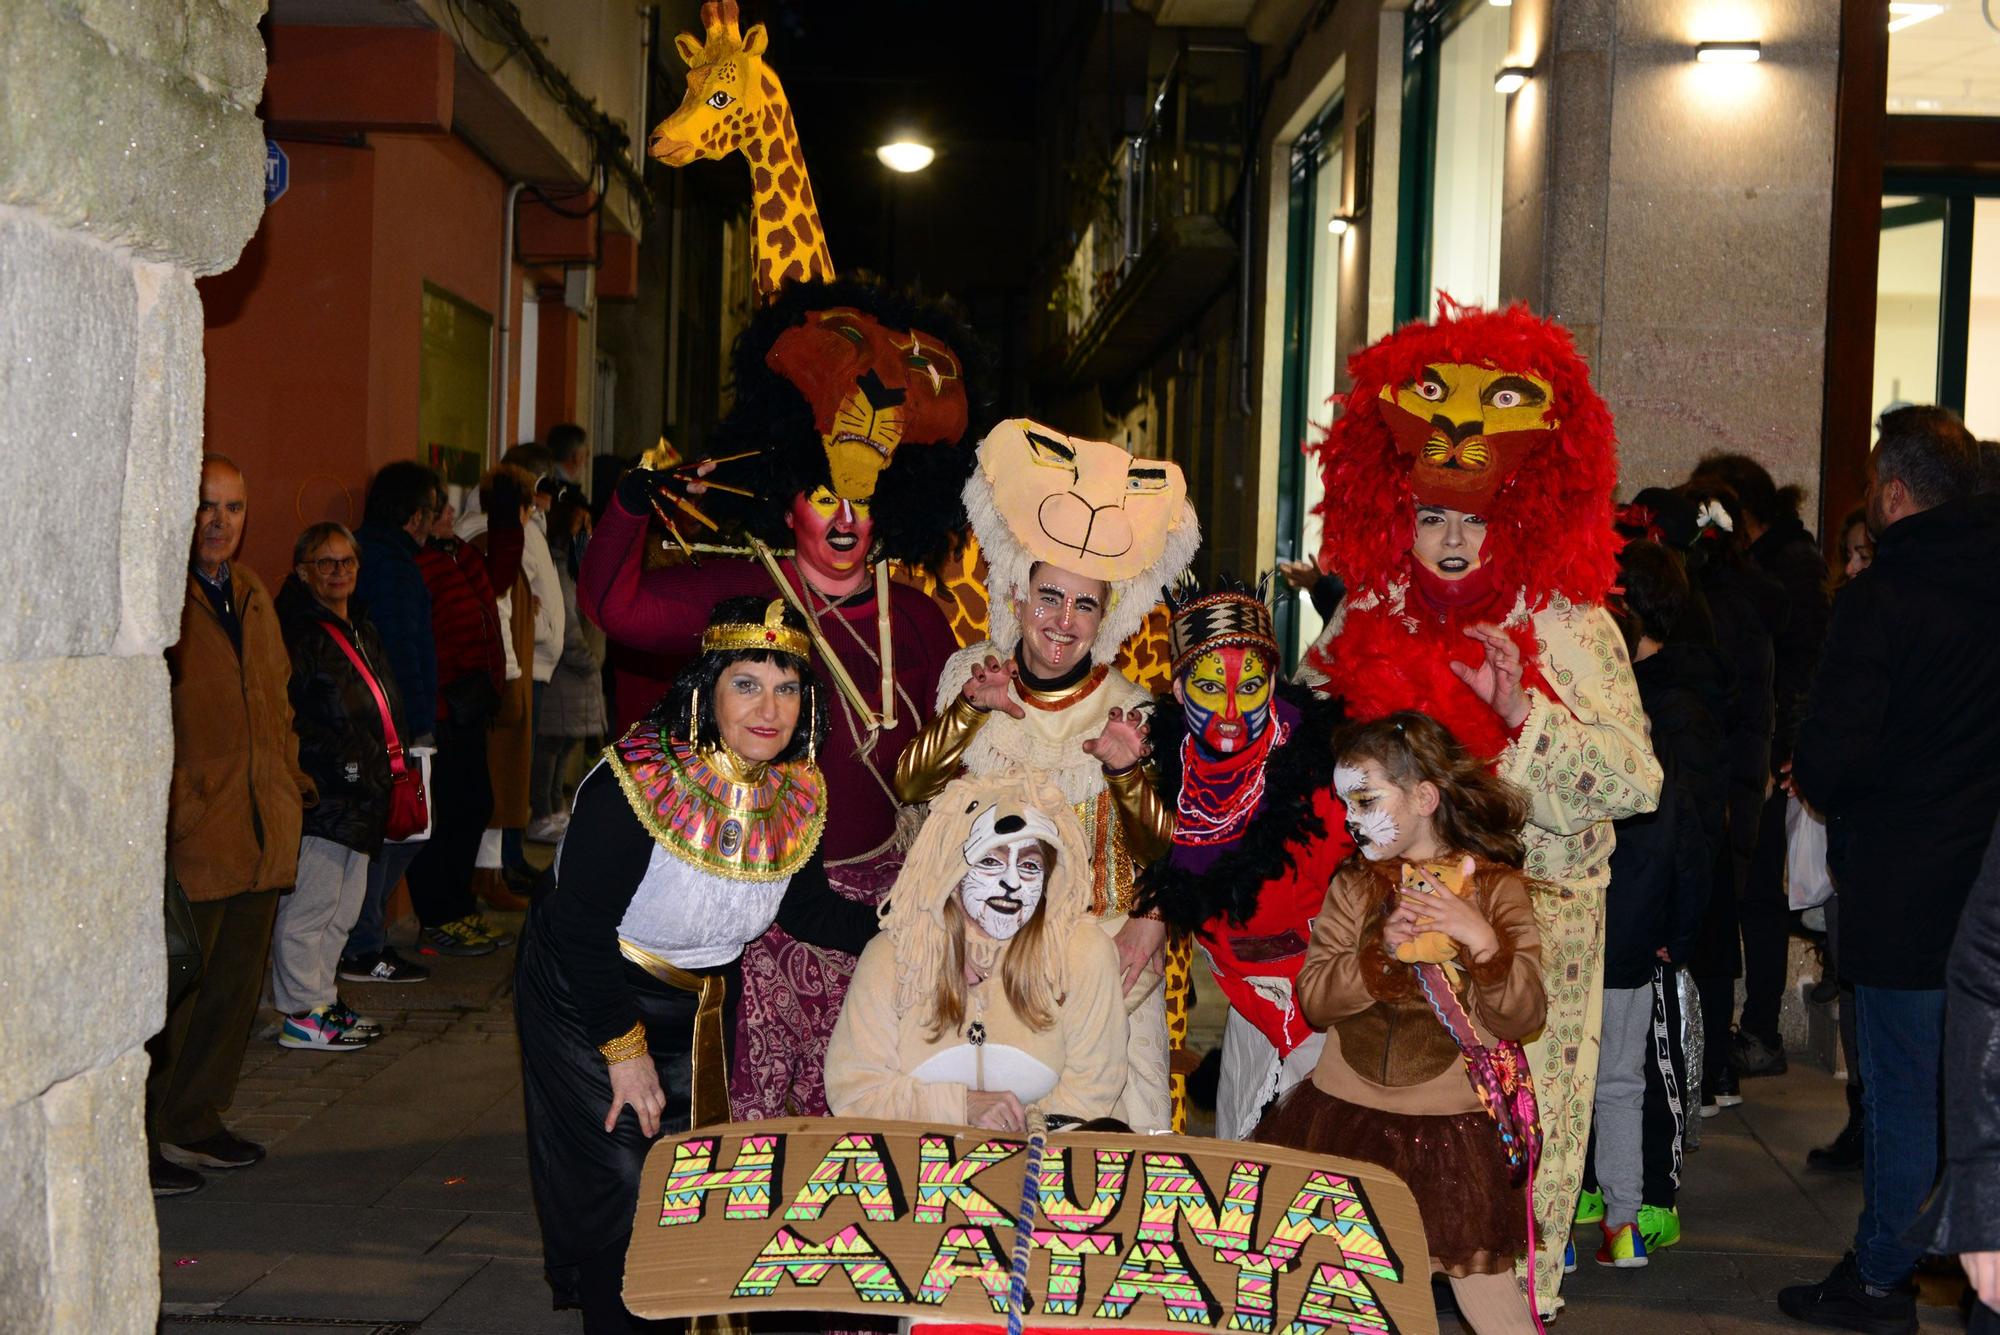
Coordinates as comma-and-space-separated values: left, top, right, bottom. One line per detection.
1310, 298, 1620, 609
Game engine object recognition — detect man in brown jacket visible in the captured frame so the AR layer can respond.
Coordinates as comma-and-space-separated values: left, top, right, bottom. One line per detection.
147, 456, 315, 1195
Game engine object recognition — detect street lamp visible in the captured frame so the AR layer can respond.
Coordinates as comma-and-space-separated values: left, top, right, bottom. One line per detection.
876, 140, 935, 173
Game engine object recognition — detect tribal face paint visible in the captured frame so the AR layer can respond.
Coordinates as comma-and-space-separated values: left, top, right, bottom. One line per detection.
1335, 761, 1418, 862
1180, 647, 1274, 754
1014, 562, 1106, 678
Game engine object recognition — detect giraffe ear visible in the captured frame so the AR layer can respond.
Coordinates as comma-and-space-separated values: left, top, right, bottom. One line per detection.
740, 22, 769, 57
674, 31, 703, 66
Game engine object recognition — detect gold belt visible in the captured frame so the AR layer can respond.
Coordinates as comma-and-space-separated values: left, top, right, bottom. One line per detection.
617, 939, 730, 1129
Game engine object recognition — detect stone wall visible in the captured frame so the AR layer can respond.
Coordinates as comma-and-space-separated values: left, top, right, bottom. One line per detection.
0, 0, 266, 1328
1503, 0, 1839, 517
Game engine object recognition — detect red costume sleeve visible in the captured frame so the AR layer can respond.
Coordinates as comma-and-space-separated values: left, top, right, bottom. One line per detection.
1203, 788, 1354, 1056
576, 497, 768, 653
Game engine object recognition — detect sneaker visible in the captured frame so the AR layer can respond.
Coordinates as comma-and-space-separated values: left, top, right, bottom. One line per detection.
1777, 1253, 1917, 1335
1807, 1118, 1864, 1172
464, 912, 517, 948
420, 917, 499, 957
525, 812, 570, 844
160, 1130, 265, 1171
1734, 1031, 1788, 1078
1712, 1067, 1744, 1108
339, 947, 432, 983
1596, 1221, 1650, 1268
1637, 1203, 1681, 1250
1575, 1187, 1605, 1225
150, 1151, 205, 1196
279, 1006, 376, 1050
325, 997, 383, 1039
1563, 1240, 1577, 1274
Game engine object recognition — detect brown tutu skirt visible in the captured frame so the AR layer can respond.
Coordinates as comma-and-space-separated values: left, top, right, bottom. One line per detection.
1253, 1081, 1526, 1277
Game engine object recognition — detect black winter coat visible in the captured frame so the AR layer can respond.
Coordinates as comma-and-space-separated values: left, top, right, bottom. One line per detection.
1749, 515, 1829, 772
354, 521, 438, 740
1915, 806, 2000, 1255
1794, 495, 2000, 989
1604, 640, 1728, 987
277, 577, 409, 858
1692, 556, 1782, 861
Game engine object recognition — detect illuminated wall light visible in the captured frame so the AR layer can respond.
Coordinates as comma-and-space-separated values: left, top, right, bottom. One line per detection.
1493, 66, 1531, 94
1887, 3, 1944, 33
1488, 0, 1512, 7
1326, 214, 1355, 236
875, 140, 936, 173
1695, 41, 1762, 64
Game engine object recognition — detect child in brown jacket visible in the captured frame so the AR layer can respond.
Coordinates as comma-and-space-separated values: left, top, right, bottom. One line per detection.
1256, 712, 1547, 1334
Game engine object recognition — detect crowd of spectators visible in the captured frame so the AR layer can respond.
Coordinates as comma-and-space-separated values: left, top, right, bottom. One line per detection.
145, 427, 604, 1196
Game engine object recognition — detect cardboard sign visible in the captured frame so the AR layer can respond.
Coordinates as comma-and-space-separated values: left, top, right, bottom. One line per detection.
625, 1118, 1436, 1333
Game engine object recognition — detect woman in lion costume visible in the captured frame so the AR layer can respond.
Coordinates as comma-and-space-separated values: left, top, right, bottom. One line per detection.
1302, 300, 1663, 1314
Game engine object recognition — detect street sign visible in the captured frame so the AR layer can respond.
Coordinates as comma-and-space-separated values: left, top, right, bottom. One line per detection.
264, 140, 289, 206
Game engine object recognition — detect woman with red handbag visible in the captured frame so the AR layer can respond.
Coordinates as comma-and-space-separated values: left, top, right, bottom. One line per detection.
272, 522, 423, 1050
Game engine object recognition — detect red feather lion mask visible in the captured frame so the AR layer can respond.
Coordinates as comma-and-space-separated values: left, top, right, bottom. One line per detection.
1303, 300, 1621, 756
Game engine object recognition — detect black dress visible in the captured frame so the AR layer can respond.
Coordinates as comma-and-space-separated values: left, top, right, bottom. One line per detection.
517, 757, 875, 1333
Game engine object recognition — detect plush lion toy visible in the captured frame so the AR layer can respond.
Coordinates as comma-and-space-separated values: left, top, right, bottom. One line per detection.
1304, 300, 1621, 759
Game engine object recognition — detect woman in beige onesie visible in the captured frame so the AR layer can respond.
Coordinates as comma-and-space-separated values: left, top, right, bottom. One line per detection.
826, 772, 1128, 1131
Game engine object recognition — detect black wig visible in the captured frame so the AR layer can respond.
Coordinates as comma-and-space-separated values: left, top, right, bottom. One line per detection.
702, 275, 995, 575
646, 595, 829, 765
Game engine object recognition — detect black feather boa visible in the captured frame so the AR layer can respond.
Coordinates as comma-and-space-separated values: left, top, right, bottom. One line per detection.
1137, 680, 1349, 935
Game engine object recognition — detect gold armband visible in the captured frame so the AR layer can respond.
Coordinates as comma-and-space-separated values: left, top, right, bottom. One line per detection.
891, 692, 991, 804
598, 1020, 649, 1065
1104, 760, 1172, 865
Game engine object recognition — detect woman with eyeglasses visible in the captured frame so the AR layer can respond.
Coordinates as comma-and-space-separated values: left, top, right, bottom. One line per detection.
270, 522, 407, 1051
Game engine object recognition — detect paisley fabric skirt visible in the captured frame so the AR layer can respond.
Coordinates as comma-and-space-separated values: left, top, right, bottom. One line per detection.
728, 849, 903, 1120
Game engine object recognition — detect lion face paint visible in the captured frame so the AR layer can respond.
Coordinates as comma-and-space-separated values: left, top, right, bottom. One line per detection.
1335, 762, 1412, 862
1180, 647, 1274, 754
1378, 363, 1559, 513
766, 307, 967, 500
957, 801, 1062, 942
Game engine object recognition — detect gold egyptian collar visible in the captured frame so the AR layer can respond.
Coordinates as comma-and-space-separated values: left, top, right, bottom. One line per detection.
607, 725, 825, 882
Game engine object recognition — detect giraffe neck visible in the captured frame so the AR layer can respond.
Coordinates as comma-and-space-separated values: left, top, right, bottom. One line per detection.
744, 70, 833, 296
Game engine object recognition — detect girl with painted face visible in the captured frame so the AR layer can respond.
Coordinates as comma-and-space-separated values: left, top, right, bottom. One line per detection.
1257, 712, 1548, 1335
826, 773, 1129, 1133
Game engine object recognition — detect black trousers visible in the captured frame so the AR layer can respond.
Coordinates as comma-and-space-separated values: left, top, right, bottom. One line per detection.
405, 724, 492, 929
1737, 788, 1792, 1045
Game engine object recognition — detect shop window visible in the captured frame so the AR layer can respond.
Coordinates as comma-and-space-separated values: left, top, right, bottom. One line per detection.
1886, 4, 2000, 118
1875, 185, 2000, 437
1397, 0, 1510, 323
420, 283, 493, 488
1275, 97, 1344, 666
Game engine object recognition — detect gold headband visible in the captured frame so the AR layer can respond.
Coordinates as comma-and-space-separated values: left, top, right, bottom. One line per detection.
700, 599, 811, 659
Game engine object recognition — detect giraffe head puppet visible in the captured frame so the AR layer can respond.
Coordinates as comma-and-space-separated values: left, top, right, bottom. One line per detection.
706, 277, 993, 576
652, 0, 831, 293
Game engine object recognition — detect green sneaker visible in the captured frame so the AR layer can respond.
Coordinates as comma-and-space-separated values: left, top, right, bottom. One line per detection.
1636, 1203, 1681, 1250
464, 912, 517, 949
1574, 1188, 1605, 1225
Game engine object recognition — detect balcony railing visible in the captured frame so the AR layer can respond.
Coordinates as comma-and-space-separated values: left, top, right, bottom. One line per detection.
1052, 40, 1251, 381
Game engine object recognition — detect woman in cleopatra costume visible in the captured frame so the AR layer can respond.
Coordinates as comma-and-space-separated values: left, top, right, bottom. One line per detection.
825, 772, 1128, 1129
1137, 576, 1352, 1141
577, 278, 980, 1123
892, 418, 1200, 1133
1300, 300, 1662, 1313
1255, 714, 1546, 1335
516, 597, 877, 1334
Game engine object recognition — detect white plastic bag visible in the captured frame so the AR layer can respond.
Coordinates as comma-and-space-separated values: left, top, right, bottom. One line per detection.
1785, 795, 1832, 910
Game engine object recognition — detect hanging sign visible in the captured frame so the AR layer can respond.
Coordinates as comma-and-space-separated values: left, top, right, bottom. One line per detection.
624, 1118, 1435, 1333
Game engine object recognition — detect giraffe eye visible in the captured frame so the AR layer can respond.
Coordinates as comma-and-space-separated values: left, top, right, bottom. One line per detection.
706, 91, 733, 110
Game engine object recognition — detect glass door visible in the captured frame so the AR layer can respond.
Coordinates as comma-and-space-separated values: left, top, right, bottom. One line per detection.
1875, 183, 2000, 437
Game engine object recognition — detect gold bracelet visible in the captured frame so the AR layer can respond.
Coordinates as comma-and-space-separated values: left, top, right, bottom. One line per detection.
598, 1020, 649, 1065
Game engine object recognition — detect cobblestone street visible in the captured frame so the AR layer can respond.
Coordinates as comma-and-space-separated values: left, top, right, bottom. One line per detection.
154, 933, 1974, 1334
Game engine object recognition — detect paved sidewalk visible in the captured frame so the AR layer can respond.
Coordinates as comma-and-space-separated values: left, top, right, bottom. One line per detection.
157, 958, 1969, 1334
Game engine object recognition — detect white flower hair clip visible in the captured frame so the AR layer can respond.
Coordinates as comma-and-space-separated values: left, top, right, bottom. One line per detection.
1696, 499, 1735, 534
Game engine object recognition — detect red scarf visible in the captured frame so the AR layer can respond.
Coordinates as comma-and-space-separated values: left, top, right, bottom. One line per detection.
1174, 717, 1290, 847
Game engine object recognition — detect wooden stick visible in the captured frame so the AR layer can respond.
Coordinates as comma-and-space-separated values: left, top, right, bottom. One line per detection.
749, 539, 879, 733
875, 560, 896, 732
